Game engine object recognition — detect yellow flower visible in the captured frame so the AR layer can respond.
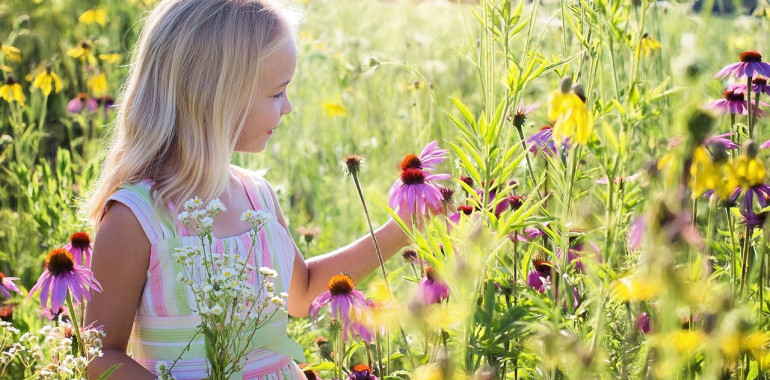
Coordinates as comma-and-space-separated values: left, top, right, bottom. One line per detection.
0, 64, 11, 72
98, 53, 122, 64
32, 66, 63, 96
78, 8, 108, 26
636, 33, 662, 58
1, 43, 21, 62
412, 364, 443, 380
407, 80, 426, 91
88, 73, 108, 96
611, 276, 661, 302
721, 152, 766, 198
68, 41, 97, 66
547, 81, 594, 145
689, 146, 722, 199
671, 330, 706, 354
322, 101, 347, 117
0, 75, 25, 106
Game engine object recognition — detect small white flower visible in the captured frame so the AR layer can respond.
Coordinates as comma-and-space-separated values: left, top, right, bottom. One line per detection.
258, 267, 277, 278
177, 211, 190, 222
210, 303, 224, 315
206, 198, 226, 213
200, 216, 214, 228
279, 292, 289, 298
184, 197, 204, 211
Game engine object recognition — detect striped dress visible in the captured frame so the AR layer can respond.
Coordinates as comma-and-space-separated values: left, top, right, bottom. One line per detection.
105, 167, 307, 379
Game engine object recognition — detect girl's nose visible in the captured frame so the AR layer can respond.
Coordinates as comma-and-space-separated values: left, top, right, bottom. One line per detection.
281, 97, 293, 116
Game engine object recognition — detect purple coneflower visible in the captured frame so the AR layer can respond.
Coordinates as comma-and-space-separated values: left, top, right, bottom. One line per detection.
715, 51, 770, 79
64, 232, 93, 267
417, 267, 450, 305
309, 274, 369, 327
704, 89, 767, 116
449, 205, 475, 224
399, 141, 448, 172
0, 272, 22, 298
705, 132, 740, 150
388, 168, 449, 215
526, 260, 552, 293
29, 248, 102, 311
511, 101, 539, 128
730, 77, 770, 96
66, 93, 98, 113
637, 312, 651, 334
512, 227, 545, 242
527, 125, 558, 157
348, 364, 379, 380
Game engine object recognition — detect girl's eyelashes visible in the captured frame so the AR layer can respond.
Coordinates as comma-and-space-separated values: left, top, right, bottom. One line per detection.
272, 91, 285, 99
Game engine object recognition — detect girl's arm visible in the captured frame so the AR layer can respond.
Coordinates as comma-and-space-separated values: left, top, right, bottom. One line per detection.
263, 183, 411, 317
85, 203, 156, 379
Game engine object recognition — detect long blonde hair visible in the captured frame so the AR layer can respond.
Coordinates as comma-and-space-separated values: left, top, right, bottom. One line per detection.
87, 0, 295, 229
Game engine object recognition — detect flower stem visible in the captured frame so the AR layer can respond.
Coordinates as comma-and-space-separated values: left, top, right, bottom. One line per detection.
747, 76, 754, 139
351, 173, 391, 298
726, 208, 738, 296
66, 293, 87, 358
37, 94, 48, 131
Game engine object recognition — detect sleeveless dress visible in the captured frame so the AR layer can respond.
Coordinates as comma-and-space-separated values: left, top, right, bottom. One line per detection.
105, 168, 307, 379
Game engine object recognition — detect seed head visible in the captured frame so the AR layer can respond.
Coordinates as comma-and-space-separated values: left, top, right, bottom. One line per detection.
327, 274, 354, 295
740, 51, 762, 63
343, 155, 364, 177
400, 153, 422, 171
400, 168, 427, 185
45, 249, 75, 276
69, 232, 91, 250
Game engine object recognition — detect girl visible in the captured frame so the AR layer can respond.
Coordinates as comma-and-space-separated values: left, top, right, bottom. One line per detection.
84, 0, 410, 378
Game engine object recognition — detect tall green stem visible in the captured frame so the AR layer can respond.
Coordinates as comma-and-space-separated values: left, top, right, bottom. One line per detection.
66, 294, 87, 358
351, 173, 391, 298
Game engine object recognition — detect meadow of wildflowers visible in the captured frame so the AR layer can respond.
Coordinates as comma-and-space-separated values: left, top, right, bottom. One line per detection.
2, 0, 770, 378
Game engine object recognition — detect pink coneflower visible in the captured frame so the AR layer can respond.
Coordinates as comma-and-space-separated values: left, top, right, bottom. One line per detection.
64, 232, 93, 267
388, 168, 449, 215
512, 227, 545, 242
0, 272, 21, 298
348, 364, 379, 380
29, 248, 102, 311
731, 77, 770, 96
704, 89, 767, 116
705, 132, 740, 150
41, 306, 68, 322
399, 141, 448, 172
714, 51, 770, 79
309, 274, 369, 326
417, 267, 450, 305
526, 260, 552, 293
511, 101, 539, 128
66, 93, 98, 113
637, 312, 651, 334
449, 205, 475, 223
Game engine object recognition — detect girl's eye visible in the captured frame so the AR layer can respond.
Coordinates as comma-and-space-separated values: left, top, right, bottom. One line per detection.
272, 91, 285, 99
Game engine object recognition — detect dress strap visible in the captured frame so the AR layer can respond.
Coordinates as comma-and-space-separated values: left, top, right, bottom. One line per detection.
232, 168, 276, 215
104, 180, 176, 244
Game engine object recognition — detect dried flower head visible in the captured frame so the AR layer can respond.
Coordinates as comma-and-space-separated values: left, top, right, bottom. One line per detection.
343, 155, 365, 177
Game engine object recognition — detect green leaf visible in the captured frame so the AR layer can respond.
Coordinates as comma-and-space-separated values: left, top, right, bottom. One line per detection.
97, 364, 123, 380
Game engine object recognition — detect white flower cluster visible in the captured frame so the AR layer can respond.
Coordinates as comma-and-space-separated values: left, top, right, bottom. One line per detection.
166, 198, 288, 377
177, 197, 228, 234
0, 319, 104, 379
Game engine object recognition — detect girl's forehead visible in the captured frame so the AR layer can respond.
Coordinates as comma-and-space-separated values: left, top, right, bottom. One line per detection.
260, 39, 297, 86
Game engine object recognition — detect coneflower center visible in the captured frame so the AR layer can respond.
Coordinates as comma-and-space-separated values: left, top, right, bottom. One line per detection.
724, 90, 745, 102
400, 154, 422, 170
754, 77, 768, 86
400, 168, 426, 185
0, 272, 4, 282
351, 364, 372, 375
5, 75, 17, 85
740, 51, 762, 63
425, 266, 437, 281
534, 260, 552, 274
45, 248, 75, 276
458, 205, 474, 215
327, 274, 354, 295
70, 232, 91, 250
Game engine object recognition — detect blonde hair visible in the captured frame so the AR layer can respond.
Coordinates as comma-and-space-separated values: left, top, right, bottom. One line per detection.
86, 0, 296, 229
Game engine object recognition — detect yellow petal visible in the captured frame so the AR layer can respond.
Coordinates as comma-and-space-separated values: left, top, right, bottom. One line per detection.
611, 276, 661, 302
321, 101, 347, 117
88, 73, 108, 96
79, 9, 108, 26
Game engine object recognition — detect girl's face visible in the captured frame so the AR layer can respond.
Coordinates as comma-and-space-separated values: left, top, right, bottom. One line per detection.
236, 38, 297, 153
